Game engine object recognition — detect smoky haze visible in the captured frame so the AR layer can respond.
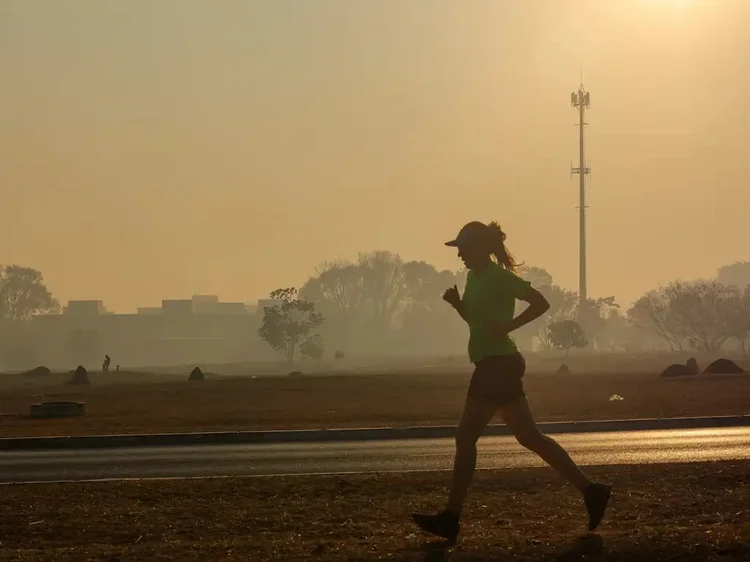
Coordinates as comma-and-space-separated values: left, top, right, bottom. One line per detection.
1, 1, 749, 368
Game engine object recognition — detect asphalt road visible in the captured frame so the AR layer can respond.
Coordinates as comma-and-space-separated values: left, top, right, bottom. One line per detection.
2, 427, 749, 485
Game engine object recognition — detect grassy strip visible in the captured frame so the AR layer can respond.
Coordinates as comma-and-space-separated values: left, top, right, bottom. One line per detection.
2, 461, 750, 561
3, 370, 750, 437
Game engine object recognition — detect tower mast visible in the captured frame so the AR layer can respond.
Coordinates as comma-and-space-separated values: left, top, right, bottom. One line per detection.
570, 83, 591, 319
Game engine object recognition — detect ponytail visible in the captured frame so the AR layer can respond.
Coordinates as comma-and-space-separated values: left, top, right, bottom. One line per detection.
486, 221, 522, 272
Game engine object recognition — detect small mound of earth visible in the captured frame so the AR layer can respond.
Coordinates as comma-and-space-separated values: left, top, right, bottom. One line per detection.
188, 367, 204, 381
21, 366, 51, 379
660, 364, 697, 378
288, 371, 303, 377
703, 358, 745, 375
67, 365, 91, 386
555, 364, 572, 375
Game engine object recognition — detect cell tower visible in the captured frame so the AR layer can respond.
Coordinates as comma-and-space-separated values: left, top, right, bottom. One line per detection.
570, 83, 590, 318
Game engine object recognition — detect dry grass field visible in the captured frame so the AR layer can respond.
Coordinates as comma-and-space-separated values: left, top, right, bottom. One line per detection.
1, 354, 749, 438
1, 461, 749, 561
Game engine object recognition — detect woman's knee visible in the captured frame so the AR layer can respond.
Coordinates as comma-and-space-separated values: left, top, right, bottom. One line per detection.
455, 430, 480, 452
454, 397, 495, 453
514, 428, 546, 451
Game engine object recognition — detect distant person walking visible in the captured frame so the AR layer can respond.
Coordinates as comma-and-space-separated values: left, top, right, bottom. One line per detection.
102, 355, 111, 373
412, 221, 611, 542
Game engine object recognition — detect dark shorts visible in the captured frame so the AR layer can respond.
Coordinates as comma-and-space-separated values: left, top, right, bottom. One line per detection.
467, 353, 526, 407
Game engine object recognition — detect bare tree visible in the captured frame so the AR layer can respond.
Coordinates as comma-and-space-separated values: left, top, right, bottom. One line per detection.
728, 286, 750, 355
357, 251, 411, 324
300, 260, 367, 352
300, 259, 365, 316
663, 280, 742, 352
402, 261, 463, 311
588, 304, 628, 352
628, 289, 684, 351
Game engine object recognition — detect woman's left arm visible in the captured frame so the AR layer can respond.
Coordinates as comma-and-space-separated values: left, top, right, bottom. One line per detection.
495, 286, 550, 335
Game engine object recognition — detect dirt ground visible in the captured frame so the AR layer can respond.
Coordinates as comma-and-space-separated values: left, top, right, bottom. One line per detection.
1, 354, 749, 437
1, 461, 749, 561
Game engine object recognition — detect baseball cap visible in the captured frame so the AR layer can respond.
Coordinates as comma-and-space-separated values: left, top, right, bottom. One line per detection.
445, 221, 489, 247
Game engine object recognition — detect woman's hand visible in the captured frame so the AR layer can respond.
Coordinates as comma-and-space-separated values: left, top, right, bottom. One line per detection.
443, 285, 462, 308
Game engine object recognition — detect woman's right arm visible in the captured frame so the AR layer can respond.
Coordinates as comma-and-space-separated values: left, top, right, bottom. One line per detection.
444, 285, 470, 323
451, 300, 470, 324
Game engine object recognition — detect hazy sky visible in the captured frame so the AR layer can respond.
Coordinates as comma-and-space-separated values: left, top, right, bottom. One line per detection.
2, 0, 749, 312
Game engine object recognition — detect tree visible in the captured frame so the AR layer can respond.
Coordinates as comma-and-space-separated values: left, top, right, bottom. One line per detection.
579, 296, 620, 348
0, 265, 60, 322
597, 306, 634, 351
398, 263, 467, 354
300, 334, 324, 360
302, 253, 466, 354
401, 261, 463, 312
717, 261, 750, 290
513, 266, 578, 350
299, 259, 365, 317
548, 319, 588, 355
715, 263, 750, 353
733, 286, 750, 355
662, 280, 742, 352
514, 266, 551, 349
628, 290, 684, 351
357, 251, 411, 324
300, 260, 366, 353
258, 288, 324, 362
518, 265, 553, 289
537, 285, 579, 347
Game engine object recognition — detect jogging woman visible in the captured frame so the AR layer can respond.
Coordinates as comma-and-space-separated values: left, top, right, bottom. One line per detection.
412, 220, 611, 542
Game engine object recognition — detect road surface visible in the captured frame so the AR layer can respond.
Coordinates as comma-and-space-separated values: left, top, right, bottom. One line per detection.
2, 427, 749, 484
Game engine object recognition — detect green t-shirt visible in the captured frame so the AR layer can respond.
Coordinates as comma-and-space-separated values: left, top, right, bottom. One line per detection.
462, 262, 531, 363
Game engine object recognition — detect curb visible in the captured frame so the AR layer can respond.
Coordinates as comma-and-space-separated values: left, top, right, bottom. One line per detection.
2, 415, 750, 452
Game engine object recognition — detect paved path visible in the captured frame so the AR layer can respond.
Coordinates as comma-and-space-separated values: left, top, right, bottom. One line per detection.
2, 427, 749, 484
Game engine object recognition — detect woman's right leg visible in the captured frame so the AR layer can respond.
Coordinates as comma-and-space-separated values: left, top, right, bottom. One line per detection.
412, 396, 496, 541
446, 396, 497, 515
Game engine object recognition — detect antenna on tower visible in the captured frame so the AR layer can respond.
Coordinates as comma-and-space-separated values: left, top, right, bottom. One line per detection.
570, 82, 591, 321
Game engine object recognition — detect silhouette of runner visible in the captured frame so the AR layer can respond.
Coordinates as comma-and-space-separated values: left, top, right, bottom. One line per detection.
412, 221, 611, 542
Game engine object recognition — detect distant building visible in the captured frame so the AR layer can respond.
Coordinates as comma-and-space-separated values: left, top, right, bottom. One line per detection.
214, 302, 248, 315
161, 299, 193, 315
137, 307, 162, 315
64, 301, 106, 316
29, 294, 267, 368
192, 294, 220, 315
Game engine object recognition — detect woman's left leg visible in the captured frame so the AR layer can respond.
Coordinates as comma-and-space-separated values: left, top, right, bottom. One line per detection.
501, 395, 611, 531
500, 396, 590, 492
